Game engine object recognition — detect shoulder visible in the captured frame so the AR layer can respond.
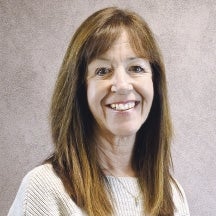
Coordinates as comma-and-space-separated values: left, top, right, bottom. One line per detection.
22, 163, 63, 191
171, 179, 190, 216
8, 164, 85, 215
15, 163, 66, 200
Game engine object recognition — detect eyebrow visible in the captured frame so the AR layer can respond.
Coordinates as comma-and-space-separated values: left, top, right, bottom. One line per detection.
94, 56, 146, 62
95, 57, 110, 62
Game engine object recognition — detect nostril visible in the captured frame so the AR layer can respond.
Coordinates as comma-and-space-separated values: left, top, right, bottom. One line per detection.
111, 85, 117, 93
128, 84, 133, 91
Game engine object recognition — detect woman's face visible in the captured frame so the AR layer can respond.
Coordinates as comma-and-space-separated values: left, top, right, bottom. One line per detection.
86, 30, 154, 137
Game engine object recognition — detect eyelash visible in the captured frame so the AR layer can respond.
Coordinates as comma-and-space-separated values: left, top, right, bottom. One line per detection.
95, 67, 112, 76
128, 66, 145, 73
95, 65, 146, 76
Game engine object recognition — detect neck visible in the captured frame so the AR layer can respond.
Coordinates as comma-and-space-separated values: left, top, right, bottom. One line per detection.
97, 134, 136, 177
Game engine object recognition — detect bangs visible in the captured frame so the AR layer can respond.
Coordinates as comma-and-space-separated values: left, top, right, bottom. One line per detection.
83, 25, 122, 64
81, 8, 159, 68
126, 26, 152, 61
83, 27, 155, 67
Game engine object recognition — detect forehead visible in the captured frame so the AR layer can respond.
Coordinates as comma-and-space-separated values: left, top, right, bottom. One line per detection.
111, 30, 130, 46
107, 30, 134, 52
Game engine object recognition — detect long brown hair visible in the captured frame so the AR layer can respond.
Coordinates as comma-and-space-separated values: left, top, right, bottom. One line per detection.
48, 7, 178, 215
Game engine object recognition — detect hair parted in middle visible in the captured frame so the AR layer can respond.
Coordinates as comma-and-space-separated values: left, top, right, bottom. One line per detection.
49, 7, 177, 216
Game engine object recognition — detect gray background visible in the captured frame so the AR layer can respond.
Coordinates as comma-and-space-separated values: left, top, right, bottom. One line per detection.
0, 0, 215, 215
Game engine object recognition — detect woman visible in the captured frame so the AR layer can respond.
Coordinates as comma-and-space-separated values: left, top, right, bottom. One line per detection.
8, 7, 190, 216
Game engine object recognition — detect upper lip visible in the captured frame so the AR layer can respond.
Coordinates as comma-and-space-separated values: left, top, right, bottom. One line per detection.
106, 100, 139, 105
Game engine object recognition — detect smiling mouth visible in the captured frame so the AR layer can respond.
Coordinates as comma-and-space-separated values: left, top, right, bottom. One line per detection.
108, 101, 139, 111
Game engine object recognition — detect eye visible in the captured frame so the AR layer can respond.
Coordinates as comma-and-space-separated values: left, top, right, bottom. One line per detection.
95, 67, 112, 76
128, 66, 145, 73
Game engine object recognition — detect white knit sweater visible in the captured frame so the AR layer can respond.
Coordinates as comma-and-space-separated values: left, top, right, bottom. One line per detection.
8, 164, 190, 216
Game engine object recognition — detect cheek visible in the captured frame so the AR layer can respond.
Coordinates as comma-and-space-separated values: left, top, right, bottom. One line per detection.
87, 83, 97, 113
86, 83, 94, 104
86, 81, 107, 111
147, 83, 154, 102
137, 79, 154, 102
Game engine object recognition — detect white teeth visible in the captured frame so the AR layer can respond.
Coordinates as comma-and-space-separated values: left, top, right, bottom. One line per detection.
110, 104, 116, 109
110, 102, 135, 111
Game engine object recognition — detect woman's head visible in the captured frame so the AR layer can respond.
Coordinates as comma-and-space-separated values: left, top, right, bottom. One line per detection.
51, 7, 169, 142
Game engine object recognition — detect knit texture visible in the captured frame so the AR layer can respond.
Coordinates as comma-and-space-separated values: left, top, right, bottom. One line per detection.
8, 164, 190, 216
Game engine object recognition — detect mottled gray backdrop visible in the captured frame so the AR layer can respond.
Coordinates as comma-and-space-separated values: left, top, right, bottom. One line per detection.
1, 0, 215, 215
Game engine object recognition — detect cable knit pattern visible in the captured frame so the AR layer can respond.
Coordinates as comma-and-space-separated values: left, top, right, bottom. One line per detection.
8, 164, 190, 216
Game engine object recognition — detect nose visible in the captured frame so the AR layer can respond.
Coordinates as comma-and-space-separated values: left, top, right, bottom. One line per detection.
111, 67, 133, 94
